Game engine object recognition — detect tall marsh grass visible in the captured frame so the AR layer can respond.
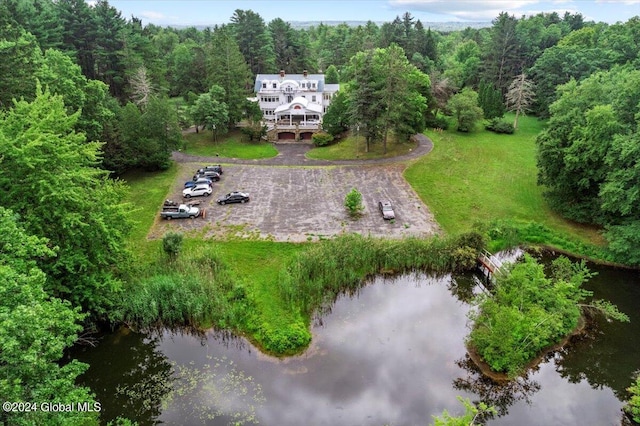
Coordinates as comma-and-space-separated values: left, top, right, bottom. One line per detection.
279, 233, 485, 316
115, 245, 249, 330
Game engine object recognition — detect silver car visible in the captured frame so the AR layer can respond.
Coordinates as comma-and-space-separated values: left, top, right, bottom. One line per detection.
378, 201, 395, 220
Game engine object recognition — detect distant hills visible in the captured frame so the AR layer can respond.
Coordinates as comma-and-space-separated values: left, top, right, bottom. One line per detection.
287, 21, 492, 31
169, 21, 492, 32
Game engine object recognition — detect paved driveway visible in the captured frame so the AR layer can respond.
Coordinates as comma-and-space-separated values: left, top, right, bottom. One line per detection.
152, 162, 440, 242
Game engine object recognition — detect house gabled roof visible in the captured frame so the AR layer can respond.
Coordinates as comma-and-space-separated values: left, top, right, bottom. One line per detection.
255, 74, 326, 92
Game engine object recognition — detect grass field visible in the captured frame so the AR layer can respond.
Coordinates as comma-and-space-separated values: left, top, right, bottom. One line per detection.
404, 114, 603, 245
182, 129, 278, 159
306, 132, 417, 160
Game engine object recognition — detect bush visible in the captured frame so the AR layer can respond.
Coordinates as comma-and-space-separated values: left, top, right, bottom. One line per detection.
625, 373, 640, 423
162, 232, 184, 259
312, 132, 334, 147
425, 114, 449, 130
485, 118, 515, 134
344, 188, 364, 217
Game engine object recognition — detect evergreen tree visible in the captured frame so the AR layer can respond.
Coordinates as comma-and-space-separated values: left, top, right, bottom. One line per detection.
478, 80, 505, 119
481, 12, 522, 94
208, 25, 252, 127
230, 9, 275, 75
92, 0, 127, 99
325, 64, 339, 84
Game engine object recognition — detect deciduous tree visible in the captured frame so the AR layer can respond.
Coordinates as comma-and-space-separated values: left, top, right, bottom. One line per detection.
446, 88, 483, 132
0, 87, 132, 316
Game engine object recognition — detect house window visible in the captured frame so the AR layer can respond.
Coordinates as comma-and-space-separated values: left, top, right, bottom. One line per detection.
312, 95, 316, 102
262, 82, 266, 89
312, 83, 316, 89
272, 83, 277, 89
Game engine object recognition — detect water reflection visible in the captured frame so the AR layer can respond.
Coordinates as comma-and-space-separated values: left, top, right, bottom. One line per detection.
453, 354, 541, 418
74, 267, 639, 425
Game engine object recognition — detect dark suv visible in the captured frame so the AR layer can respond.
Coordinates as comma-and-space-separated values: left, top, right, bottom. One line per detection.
198, 165, 223, 175
193, 171, 221, 181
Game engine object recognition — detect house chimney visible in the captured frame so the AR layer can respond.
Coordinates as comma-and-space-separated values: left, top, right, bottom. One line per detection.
303, 69, 308, 77
279, 69, 285, 78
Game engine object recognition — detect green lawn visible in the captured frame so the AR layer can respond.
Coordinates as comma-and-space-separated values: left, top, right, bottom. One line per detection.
182, 129, 278, 159
404, 114, 603, 245
306, 133, 417, 160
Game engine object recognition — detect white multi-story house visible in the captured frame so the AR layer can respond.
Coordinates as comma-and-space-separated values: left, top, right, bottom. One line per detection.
253, 70, 339, 140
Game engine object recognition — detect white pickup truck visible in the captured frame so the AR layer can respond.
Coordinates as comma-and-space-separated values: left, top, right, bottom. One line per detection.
160, 204, 200, 220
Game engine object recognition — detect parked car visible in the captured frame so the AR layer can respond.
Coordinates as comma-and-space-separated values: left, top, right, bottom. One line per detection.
183, 184, 213, 198
160, 204, 200, 220
193, 171, 221, 182
184, 178, 213, 188
378, 200, 395, 220
217, 191, 250, 205
198, 165, 223, 175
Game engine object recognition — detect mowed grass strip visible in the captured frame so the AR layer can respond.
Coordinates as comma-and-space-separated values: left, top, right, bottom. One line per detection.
183, 129, 278, 159
404, 115, 603, 245
306, 133, 417, 160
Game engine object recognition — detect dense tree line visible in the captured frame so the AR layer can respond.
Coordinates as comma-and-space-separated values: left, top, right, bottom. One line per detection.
2, 2, 640, 421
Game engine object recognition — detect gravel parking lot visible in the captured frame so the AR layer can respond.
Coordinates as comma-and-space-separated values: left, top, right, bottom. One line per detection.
151, 162, 440, 242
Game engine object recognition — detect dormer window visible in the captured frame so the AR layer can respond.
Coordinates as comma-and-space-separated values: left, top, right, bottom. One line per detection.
262, 82, 267, 89
312, 83, 316, 89
272, 83, 277, 89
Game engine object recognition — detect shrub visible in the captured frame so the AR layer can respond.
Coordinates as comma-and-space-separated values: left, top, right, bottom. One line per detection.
344, 188, 364, 217
425, 114, 449, 130
312, 132, 334, 147
485, 118, 515, 134
162, 232, 184, 259
468, 255, 627, 377
625, 373, 640, 423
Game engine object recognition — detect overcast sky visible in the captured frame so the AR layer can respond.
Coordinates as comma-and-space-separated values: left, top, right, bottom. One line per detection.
107, 0, 640, 26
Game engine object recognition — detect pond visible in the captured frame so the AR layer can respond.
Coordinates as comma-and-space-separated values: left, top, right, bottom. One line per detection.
74, 257, 640, 425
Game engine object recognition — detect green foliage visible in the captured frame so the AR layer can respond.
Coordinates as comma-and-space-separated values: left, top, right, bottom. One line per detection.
345, 45, 431, 152
190, 85, 229, 139
278, 233, 485, 317
256, 322, 311, 355
446, 88, 484, 132
479, 219, 607, 261
325, 64, 339, 83
322, 90, 350, 137
478, 81, 505, 120
344, 188, 364, 217
468, 254, 626, 377
162, 232, 184, 259
230, 9, 275, 75
537, 67, 640, 264
485, 118, 515, 134
207, 25, 252, 126
625, 373, 640, 423
0, 207, 98, 426
311, 132, 334, 147
0, 88, 133, 317
431, 396, 496, 426
116, 246, 247, 329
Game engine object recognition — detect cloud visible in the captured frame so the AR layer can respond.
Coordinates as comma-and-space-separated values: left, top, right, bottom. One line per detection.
388, 0, 545, 20
140, 10, 170, 21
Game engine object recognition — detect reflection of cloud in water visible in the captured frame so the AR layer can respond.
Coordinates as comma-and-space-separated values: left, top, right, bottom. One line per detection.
258, 274, 474, 426
145, 272, 628, 425
488, 361, 621, 425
